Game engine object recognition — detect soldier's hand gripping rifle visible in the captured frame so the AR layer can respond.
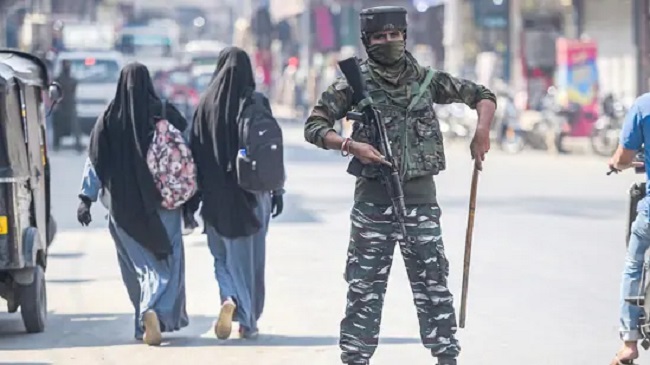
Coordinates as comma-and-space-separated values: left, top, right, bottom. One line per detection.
338, 57, 414, 244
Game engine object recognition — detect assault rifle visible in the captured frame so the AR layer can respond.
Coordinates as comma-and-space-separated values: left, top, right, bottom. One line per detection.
337, 57, 413, 244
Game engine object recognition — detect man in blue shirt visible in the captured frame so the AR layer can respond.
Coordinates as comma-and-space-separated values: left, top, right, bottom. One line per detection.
609, 93, 650, 364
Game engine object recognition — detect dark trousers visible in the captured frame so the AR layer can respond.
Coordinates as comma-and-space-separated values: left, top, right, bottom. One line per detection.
340, 202, 461, 364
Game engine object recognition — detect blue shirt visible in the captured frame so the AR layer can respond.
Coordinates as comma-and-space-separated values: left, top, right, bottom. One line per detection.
620, 93, 650, 212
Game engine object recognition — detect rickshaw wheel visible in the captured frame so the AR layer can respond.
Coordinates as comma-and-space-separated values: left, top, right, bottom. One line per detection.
19, 265, 47, 333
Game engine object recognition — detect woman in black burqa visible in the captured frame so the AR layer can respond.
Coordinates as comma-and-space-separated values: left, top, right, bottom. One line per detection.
77, 62, 189, 345
185, 46, 284, 340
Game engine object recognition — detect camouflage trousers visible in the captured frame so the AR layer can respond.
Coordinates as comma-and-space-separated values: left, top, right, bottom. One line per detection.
340, 202, 460, 365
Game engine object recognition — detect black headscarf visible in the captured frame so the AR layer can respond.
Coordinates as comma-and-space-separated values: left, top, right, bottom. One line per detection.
189, 46, 260, 238
88, 62, 187, 257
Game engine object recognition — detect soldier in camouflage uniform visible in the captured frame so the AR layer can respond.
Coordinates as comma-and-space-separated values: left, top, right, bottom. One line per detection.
303, 6, 497, 365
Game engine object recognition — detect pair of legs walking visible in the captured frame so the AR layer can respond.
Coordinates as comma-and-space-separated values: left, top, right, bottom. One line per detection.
110, 190, 271, 344
109, 208, 188, 346
52, 115, 83, 152
206, 191, 272, 340
340, 202, 460, 364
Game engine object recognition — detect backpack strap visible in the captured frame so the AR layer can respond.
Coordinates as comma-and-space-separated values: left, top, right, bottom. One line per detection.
407, 67, 436, 111
251, 91, 271, 111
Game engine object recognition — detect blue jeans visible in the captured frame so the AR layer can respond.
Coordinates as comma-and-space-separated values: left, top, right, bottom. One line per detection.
620, 210, 650, 341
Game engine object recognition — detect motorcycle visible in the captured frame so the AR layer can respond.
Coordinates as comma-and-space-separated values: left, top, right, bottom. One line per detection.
435, 96, 526, 154
518, 90, 561, 151
592, 94, 626, 157
534, 88, 591, 154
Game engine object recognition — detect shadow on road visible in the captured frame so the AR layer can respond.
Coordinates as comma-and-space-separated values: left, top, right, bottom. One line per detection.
0, 312, 212, 350
163, 334, 420, 347
0, 312, 420, 349
48, 252, 86, 260
47, 278, 96, 285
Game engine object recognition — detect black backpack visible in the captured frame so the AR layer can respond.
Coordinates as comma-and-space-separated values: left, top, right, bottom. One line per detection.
236, 92, 285, 192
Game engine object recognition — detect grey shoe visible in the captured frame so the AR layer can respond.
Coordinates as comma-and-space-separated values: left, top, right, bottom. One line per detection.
238, 325, 259, 340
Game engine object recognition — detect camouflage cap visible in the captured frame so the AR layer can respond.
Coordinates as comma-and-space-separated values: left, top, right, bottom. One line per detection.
360, 6, 407, 34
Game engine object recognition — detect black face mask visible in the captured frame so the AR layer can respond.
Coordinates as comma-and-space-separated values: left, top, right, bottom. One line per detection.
366, 40, 406, 66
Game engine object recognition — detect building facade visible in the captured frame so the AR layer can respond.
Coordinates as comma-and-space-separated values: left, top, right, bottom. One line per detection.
502, 0, 641, 104
582, 0, 637, 103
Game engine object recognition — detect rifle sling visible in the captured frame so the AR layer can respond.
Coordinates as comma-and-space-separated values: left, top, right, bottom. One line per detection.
407, 67, 436, 111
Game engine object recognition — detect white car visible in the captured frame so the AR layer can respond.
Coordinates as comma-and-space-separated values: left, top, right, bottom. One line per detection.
53, 51, 124, 135
184, 40, 226, 54
191, 64, 214, 77
116, 25, 181, 74
183, 40, 226, 70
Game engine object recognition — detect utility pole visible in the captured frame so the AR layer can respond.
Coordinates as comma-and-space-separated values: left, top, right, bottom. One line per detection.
244, 0, 253, 19
0, 0, 7, 47
300, 0, 310, 71
635, 0, 650, 95
1, 0, 28, 48
443, 0, 463, 75
38, 0, 52, 52
1, 0, 15, 47
509, 0, 523, 92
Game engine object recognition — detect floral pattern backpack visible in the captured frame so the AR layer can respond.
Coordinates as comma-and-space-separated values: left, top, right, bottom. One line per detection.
146, 102, 197, 210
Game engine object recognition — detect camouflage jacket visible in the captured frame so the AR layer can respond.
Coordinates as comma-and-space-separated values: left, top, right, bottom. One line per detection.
304, 57, 497, 181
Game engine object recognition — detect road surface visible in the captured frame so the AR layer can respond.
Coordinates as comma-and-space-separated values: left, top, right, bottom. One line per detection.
0, 124, 642, 365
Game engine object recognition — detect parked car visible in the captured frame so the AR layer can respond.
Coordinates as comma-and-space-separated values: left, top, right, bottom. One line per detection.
52, 50, 124, 135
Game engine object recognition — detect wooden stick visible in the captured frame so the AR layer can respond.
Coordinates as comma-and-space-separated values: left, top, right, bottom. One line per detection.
459, 164, 480, 329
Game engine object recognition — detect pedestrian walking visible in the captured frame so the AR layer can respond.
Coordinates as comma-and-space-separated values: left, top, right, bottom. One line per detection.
185, 46, 285, 340
304, 6, 497, 365
77, 62, 194, 346
52, 60, 82, 152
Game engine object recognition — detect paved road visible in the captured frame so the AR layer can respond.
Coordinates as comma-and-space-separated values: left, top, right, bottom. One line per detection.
0, 124, 643, 365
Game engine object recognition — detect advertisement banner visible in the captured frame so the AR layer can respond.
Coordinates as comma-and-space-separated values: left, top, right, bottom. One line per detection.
555, 37, 599, 137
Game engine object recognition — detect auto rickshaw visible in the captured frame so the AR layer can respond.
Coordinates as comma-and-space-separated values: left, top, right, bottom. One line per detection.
0, 49, 61, 333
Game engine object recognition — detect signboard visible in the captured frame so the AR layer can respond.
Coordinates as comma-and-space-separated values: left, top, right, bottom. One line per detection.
555, 37, 599, 137
473, 0, 509, 28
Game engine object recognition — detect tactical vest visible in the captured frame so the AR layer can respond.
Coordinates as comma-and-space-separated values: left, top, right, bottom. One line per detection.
350, 63, 446, 181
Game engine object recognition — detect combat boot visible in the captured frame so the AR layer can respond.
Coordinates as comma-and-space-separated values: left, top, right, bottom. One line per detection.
437, 356, 457, 365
